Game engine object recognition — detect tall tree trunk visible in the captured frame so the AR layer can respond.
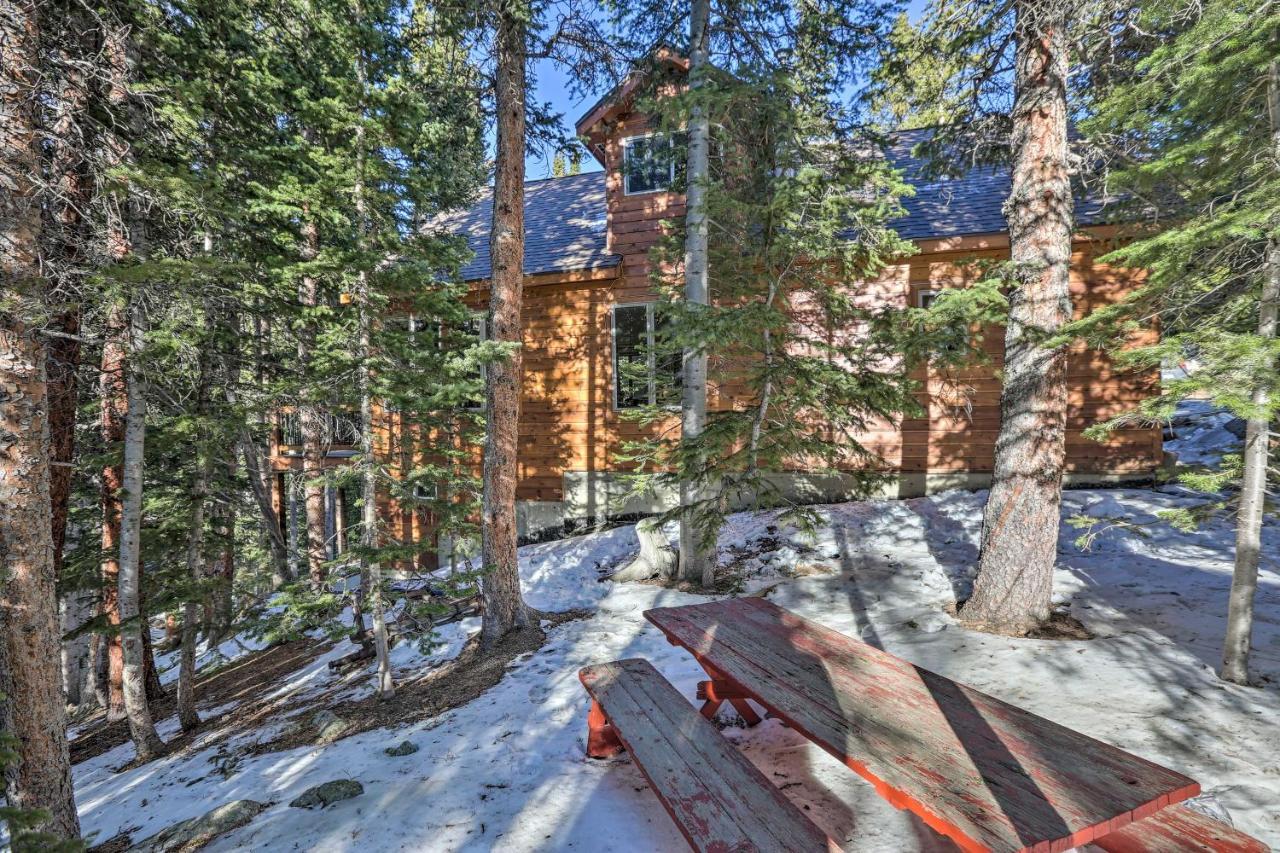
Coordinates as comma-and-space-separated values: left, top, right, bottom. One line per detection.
100, 303, 128, 720
224, 303, 290, 587
60, 591, 94, 707
678, 0, 714, 587
0, 0, 82, 836
205, 445, 237, 647
177, 330, 215, 731
298, 205, 329, 588
352, 31, 394, 697
960, 2, 1072, 635
118, 299, 166, 760
1221, 61, 1280, 685
479, 0, 533, 649
99, 18, 136, 721
44, 0, 91, 589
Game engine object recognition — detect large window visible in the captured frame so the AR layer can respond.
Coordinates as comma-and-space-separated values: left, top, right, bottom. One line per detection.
613, 303, 680, 409
622, 133, 687, 195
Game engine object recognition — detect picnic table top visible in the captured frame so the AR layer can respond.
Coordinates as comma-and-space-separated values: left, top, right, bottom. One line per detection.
644, 598, 1201, 853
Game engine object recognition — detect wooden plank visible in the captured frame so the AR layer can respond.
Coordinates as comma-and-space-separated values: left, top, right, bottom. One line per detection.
645, 599, 1202, 853
1089, 804, 1269, 853
579, 658, 836, 853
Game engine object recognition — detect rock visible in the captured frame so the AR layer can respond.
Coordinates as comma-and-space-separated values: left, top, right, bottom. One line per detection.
289, 779, 364, 809
1224, 417, 1248, 439
385, 740, 419, 757
311, 709, 351, 744
128, 800, 267, 852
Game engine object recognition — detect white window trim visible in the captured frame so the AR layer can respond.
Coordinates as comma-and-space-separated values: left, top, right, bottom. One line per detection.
917, 289, 942, 309
621, 133, 677, 196
611, 302, 658, 410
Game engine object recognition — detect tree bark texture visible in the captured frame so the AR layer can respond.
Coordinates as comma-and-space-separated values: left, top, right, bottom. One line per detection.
118, 300, 166, 760
961, 3, 1072, 634
177, 341, 214, 731
0, 0, 82, 836
480, 0, 533, 649
1221, 61, 1280, 685
298, 207, 329, 588
100, 303, 128, 719
678, 0, 714, 587
350, 33, 395, 695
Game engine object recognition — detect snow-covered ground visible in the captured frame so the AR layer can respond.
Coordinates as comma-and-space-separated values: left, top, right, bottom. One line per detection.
72, 477, 1280, 851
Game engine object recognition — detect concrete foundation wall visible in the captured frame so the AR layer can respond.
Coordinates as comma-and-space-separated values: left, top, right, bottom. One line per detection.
512, 468, 1158, 540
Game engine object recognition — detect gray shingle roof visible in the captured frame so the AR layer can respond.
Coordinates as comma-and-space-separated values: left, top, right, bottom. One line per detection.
445, 171, 617, 282
886, 128, 1111, 241
442, 130, 1113, 282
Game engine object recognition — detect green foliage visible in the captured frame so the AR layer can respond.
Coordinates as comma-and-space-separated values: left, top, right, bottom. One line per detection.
1075, 0, 1279, 525
616, 56, 974, 547
867, 11, 969, 130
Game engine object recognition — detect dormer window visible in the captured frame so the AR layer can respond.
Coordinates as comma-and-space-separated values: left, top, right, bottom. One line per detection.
622, 133, 686, 195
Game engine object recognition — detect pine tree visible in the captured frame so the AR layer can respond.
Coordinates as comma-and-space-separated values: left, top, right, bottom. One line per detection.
615, 0, 922, 584
480, 0, 536, 647
0, 0, 82, 837
899, 0, 1113, 634
1080, 0, 1280, 684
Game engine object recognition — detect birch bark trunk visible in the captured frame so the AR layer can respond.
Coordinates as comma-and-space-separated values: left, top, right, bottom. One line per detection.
480, 0, 534, 648
0, 0, 82, 834
678, 0, 714, 587
960, 2, 1072, 634
352, 26, 394, 697
118, 299, 166, 760
177, 321, 215, 731
1221, 61, 1280, 685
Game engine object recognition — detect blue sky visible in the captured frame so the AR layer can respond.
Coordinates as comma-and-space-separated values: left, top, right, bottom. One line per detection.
518, 0, 931, 178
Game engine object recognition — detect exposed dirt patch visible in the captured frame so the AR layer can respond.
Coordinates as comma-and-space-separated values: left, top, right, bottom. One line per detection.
248, 608, 591, 755
70, 638, 328, 766
1026, 610, 1094, 641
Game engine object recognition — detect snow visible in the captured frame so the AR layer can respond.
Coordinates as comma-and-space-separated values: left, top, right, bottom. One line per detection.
68, 473, 1280, 851
1166, 399, 1244, 467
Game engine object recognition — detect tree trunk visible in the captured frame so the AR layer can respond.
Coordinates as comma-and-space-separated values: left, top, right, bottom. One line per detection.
960, 2, 1072, 635
44, 2, 91, 590
118, 300, 166, 760
60, 590, 95, 707
480, 0, 534, 649
352, 30, 394, 697
224, 304, 291, 587
1222, 62, 1280, 685
0, 0, 82, 835
298, 206, 329, 589
678, 0, 715, 587
100, 303, 128, 720
177, 335, 215, 731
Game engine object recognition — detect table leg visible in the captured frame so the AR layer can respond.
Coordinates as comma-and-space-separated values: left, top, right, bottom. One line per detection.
696, 669, 762, 727
586, 699, 624, 758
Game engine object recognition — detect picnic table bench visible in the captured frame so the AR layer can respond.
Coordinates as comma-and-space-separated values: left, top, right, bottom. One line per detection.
642, 598, 1267, 853
579, 658, 839, 853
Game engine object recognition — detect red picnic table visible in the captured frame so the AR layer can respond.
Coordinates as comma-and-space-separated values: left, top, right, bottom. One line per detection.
632, 598, 1264, 853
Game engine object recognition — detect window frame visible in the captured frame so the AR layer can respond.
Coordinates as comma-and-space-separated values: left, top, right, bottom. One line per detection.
621, 132, 678, 196
917, 289, 942, 309
612, 302, 661, 410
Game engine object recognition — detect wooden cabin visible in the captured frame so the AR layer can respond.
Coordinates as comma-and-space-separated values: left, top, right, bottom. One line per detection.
268, 67, 1160, 559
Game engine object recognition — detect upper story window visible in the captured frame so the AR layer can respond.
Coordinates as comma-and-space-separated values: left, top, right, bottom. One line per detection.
622, 133, 687, 195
